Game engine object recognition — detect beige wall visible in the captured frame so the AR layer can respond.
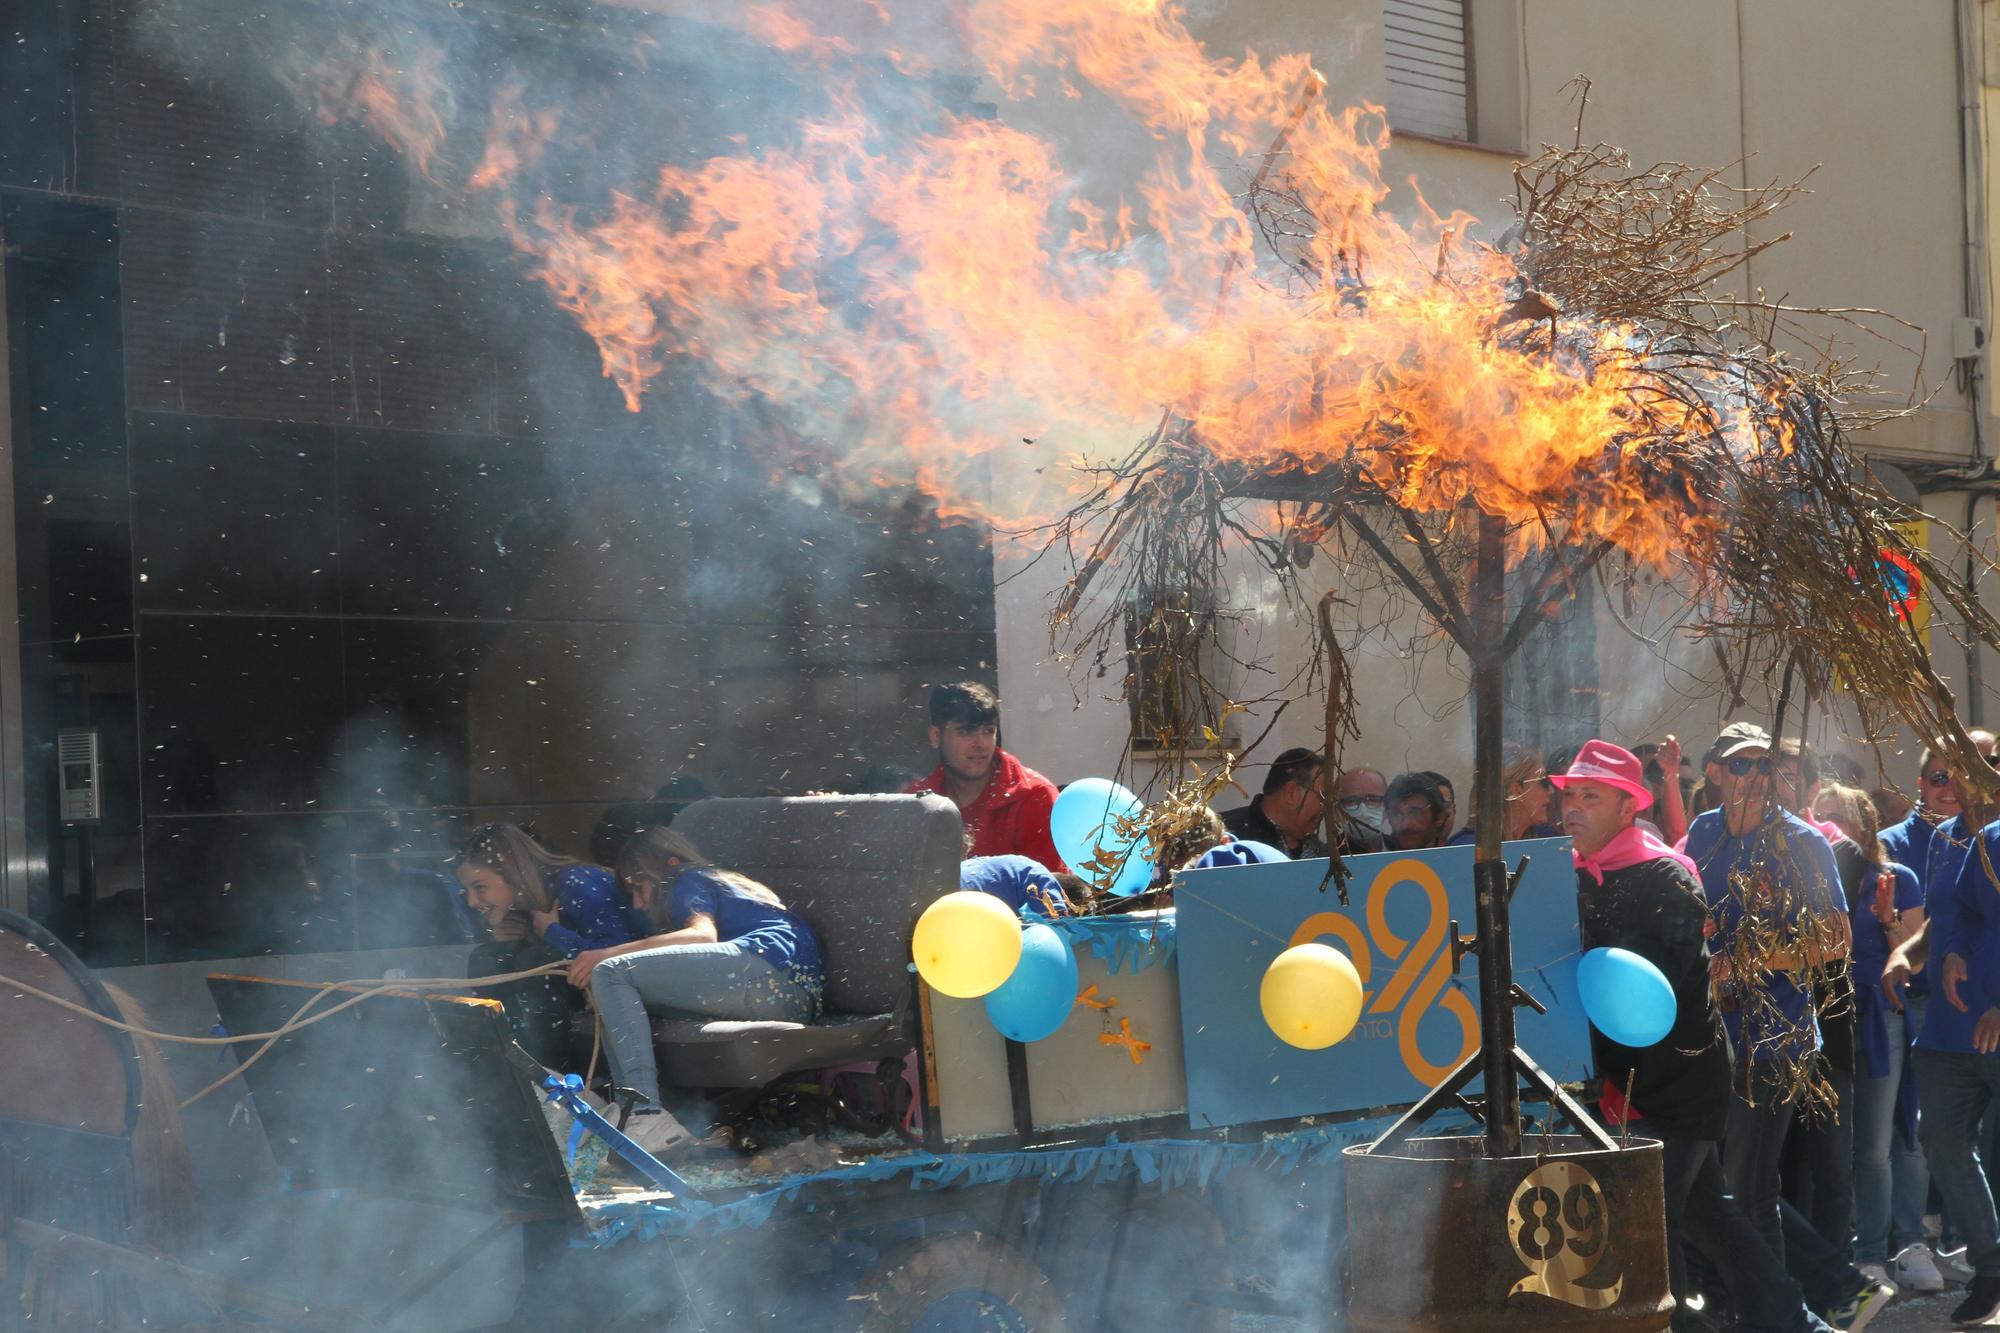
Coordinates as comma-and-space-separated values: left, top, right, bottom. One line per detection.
996, 0, 1995, 800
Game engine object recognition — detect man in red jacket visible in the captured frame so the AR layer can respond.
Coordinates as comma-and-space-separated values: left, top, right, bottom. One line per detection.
907, 682, 1068, 872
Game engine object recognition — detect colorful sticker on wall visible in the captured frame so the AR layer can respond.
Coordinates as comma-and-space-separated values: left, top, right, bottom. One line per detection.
1871, 518, 1931, 652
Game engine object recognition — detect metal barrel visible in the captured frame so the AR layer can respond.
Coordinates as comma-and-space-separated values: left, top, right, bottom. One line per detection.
1343, 1135, 1671, 1332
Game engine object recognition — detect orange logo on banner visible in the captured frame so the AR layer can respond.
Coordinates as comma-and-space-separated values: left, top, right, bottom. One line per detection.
1289, 858, 1479, 1083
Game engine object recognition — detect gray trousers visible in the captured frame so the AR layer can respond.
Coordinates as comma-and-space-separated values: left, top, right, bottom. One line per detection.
1915, 1046, 2000, 1278
589, 941, 818, 1106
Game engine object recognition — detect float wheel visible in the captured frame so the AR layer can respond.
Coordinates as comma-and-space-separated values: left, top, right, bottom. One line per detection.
1031, 1185, 1232, 1333
857, 1230, 1071, 1333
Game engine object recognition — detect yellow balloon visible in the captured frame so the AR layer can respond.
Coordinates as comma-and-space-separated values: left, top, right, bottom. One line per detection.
1259, 943, 1364, 1050
912, 891, 1025, 998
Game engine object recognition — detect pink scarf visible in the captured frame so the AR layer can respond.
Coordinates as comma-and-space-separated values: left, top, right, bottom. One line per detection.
1575, 822, 1701, 885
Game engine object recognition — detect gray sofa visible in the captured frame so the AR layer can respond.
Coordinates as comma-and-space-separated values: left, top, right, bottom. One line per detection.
650, 793, 963, 1089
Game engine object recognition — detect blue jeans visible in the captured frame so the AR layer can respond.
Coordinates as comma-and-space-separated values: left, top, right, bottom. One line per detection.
1913, 1045, 2000, 1278
1853, 1003, 1930, 1261
589, 941, 819, 1107
1727, 1060, 1801, 1266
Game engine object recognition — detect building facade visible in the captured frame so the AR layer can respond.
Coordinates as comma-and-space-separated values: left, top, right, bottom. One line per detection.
3, 0, 1996, 966
995, 0, 2000, 803
0, 0, 998, 963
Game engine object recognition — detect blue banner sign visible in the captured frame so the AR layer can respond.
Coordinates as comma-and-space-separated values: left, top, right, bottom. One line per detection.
1173, 839, 1589, 1129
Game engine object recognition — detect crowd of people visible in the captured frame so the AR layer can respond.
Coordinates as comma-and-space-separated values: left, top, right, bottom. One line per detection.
1199, 723, 1998, 1333
448, 678, 2000, 1332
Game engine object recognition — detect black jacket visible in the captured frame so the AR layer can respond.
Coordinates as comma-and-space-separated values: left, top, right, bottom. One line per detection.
1220, 797, 1331, 859
1578, 855, 1733, 1142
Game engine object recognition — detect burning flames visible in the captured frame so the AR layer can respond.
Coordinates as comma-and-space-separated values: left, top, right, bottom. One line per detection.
298, 41, 452, 184
298, 0, 1786, 562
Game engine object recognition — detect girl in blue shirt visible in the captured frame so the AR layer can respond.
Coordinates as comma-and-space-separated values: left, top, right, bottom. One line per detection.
458, 823, 638, 1068
1813, 784, 1928, 1273
566, 827, 824, 1158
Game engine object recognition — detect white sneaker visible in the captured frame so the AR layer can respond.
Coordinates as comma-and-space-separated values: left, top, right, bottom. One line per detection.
1937, 1245, 1978, 1285
1893, 1242, 1946, 1293
1857, 1260, 1893, 1289
620, 1106, 693, 1159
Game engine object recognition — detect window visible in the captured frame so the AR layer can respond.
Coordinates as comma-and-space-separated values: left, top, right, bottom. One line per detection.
1383, 0, 1472, 141
1124, 593, 1240, 753
1381, 0, 1522, 151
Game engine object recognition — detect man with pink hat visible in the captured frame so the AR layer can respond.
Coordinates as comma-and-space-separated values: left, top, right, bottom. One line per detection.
1555, 739, 1839, 1333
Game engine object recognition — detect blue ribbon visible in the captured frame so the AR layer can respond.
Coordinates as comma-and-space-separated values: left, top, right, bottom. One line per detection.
577, 1109, 1456, 1246
1043, 913, 1177, 975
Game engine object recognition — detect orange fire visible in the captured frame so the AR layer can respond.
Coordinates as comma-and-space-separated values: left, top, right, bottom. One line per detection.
301, 42, 451, 184
332, 1, 1783, 561
470, 81, 561, 193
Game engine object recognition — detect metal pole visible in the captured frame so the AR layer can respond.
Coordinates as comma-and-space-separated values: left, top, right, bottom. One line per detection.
1473, 508, 1520, 1155
0, 226, 28, 917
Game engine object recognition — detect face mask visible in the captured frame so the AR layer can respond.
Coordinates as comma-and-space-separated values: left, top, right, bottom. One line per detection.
1341, 799, 1388, 834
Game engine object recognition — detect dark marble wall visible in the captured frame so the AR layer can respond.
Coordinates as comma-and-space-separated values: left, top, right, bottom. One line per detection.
4, 0, 995, 963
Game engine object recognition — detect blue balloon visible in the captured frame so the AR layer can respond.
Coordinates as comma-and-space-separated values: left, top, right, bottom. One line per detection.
1102, 846, 1153, 897
1576, 946, 1677, 1048
1049, 778, 1154, 896
983, 922, 1080, 1042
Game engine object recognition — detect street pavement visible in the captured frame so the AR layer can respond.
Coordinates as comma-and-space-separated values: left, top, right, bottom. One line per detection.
1867, 1286, 1978, 1331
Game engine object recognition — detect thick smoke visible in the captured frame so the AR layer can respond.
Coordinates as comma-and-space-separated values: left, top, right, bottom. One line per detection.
80, 5, 1457, 1328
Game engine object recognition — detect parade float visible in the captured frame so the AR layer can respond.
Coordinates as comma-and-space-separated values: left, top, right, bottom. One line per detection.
12, 2, 2000, 1329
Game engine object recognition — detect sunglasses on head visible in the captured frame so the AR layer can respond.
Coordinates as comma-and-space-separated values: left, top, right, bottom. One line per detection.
1725, 755, 1774, 776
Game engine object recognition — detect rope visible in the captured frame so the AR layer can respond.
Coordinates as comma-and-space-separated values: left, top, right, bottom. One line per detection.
0, 963, 566, 1045
0, 961, 571, 1110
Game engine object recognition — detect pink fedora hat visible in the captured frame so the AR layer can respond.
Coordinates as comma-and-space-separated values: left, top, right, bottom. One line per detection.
1547, 738, 1654, 811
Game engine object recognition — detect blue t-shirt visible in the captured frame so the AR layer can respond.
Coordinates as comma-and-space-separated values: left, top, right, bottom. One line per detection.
1850, 861, 1923, 987
1878, 810, 1938, 888
1923, 817, 2000, 1053
1915, 816, 1988, 1053
662, 865, 825, 992
1191, 838, 1288, 868
1685, 808, 1846, 1063
540, 864, 641, 959
960, 855, 1067, 918
1851, 859, 1923, 1080
1879, 810, 1941, 998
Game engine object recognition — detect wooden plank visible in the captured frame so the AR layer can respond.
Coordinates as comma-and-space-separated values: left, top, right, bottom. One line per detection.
916, 976, 945, 1152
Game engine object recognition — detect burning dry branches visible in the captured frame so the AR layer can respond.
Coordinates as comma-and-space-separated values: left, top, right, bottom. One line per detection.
1704, 826, 1855, 1116
1047, 107, 2000, 966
